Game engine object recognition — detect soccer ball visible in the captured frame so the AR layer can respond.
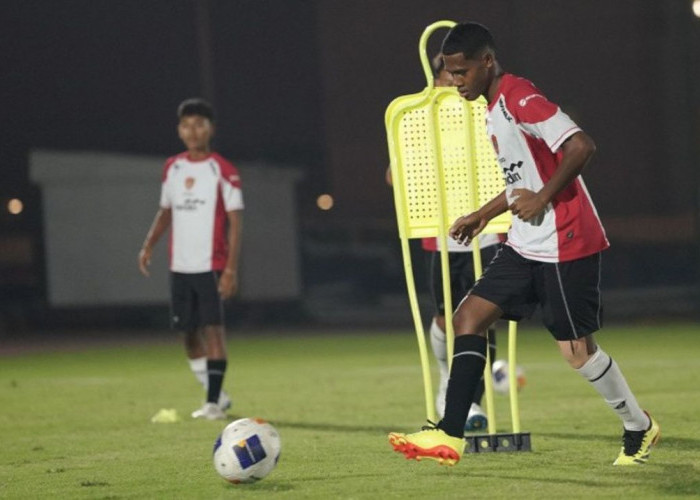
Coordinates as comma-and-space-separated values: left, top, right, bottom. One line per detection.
213, 418, 281, 484
491, 359, 526, 394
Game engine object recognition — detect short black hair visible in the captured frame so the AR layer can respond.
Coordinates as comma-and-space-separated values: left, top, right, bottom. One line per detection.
441, 22, 496, 60
177, 97, 214, 122
431, 53, 445, 79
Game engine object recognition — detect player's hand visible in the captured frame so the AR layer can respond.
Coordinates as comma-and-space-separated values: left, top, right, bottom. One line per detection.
449, 212, 487, 245
509, 188, 547, 222
138, 246, 153, 277
218, 270, 238, 300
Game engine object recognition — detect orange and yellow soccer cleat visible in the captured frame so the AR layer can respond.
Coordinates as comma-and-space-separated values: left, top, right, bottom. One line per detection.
388, 425, 465, 466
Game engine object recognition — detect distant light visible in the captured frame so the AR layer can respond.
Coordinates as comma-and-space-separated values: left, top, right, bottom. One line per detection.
694, 0, 700, 17
7, 198, 23, 215
316, 194, 334, 211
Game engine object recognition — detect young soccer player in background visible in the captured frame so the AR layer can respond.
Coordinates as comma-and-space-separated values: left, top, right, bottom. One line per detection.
386, 54, 501, 431
138, 98, 243, 420
389, 22, 659, 466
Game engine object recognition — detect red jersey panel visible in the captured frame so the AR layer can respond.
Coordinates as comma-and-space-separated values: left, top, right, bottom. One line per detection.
421, 233, 501, 252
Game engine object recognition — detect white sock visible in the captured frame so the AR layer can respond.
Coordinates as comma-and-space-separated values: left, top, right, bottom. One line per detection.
577, 348, 649, 431
188, 356, 208, 388
429, 318, 449, 417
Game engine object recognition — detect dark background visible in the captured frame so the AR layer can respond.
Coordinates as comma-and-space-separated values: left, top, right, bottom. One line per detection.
2, 0, 699, 331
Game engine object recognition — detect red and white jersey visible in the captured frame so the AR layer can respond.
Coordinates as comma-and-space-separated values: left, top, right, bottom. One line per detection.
421, 233, 501, 252
160, 152, 244, 273
486, 74, 609, 262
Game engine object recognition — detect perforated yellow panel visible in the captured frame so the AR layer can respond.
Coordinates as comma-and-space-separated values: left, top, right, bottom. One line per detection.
396, 105, 438, 233
387, 87, 510, 240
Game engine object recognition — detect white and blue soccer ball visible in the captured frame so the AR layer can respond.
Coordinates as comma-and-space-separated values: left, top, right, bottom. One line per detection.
491, 359, 527, 394
213, 417, 281, 484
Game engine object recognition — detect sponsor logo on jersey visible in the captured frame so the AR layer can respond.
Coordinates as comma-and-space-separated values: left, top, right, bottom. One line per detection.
518, 94, 544, 107
175, 198, 206, 211
502, 160, 523, 185
498, 98, 513, 122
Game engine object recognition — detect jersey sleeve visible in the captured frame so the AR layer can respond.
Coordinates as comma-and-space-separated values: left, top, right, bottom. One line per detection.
159, 158, 175, 209
509, 84, 581, 152
218, 158, 244, 212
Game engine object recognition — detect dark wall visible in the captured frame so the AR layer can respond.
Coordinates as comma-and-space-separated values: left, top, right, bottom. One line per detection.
1, 0, 325, 191
3, 0, 699, 218
316, 0, 700, 221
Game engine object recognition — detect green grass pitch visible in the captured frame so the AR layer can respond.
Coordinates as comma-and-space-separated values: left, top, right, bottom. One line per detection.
1, 323, 699, 499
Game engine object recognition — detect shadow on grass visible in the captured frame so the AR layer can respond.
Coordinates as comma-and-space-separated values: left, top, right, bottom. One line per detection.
539, 432, 700, 451
652, 435, 700, 451
439, 463, 699, 493
536, 431, 617, 444
655, 464, 700, 495
271, 420, 393, 434
222, 480, 295, 492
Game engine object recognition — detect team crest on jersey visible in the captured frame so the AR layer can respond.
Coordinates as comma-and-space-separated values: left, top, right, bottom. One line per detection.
491, 135, 499, 154
185, 177, 195, 190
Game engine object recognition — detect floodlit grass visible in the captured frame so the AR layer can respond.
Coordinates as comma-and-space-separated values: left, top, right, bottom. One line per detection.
1, 323, 699, 499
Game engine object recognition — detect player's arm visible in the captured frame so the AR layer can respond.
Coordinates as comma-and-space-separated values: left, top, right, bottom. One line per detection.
509, 131, 595, 220
218, 210, 242, 299
138, 208, 172, 277
450, 191, 508, 245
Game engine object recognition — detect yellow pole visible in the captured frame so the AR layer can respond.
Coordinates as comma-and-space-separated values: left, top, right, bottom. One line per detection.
399, 236, 437, 423
508, 320, 521, 433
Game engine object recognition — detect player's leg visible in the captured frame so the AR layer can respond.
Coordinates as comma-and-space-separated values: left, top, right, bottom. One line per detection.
389, 246, 534, 464
426, 250, 450, 417
186, 330, 208, 397
541, 252, 659, 464
191, 272, 229, 420
463, 325, 494, 431
388, 295, 499, 465
185, 328, 231, 410
457, 245, 499, 431
171, 272, 209, 390
202, 324, 228, 405
438, 295, 502, 437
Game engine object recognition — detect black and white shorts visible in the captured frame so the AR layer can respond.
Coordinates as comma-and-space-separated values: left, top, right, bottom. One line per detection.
170, 271, 223, 333
468, 245, 603, 341
428, 245, 500, 316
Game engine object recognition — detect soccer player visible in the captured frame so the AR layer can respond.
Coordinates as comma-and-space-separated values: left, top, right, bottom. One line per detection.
138, 98, 243, 420
387, 54, 501, 431
388, 22, 659, 466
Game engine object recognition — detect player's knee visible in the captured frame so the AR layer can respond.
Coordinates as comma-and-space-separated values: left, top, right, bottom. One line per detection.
184, 336, 205, 357
452, 308, 471, 334
563, 352, 588, 369
558, 341, 591, 369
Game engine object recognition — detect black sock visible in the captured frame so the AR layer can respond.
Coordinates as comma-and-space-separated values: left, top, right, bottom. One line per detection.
439, 335, 487, 437
472, 328, 496, 405
206, 359, 227, 404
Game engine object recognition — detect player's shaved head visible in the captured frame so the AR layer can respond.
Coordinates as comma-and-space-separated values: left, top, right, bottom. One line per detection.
441, 22, 496, 61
